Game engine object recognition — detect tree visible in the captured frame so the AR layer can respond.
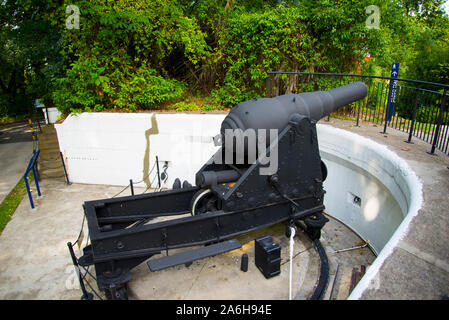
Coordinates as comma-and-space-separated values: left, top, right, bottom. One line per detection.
0, 0, 64, 117
52, 0, 210, 113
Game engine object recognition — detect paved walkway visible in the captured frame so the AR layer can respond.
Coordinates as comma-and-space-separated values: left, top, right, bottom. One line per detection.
0, 180, 143, 299
0, 122, 34, 204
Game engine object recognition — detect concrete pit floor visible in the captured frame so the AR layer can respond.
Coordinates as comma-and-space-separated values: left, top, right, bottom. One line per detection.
127, 213, 374, 300
0, 177, 374, 300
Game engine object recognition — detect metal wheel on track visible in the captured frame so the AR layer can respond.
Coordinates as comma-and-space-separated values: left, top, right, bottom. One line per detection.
190, 189, 219, 216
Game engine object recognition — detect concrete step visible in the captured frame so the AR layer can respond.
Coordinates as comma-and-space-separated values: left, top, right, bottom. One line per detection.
38, 143, 59, 151
39, 150, 61, 161
40, 124, 56, 134
39, 148, 60, 156
37, 133, 57, 140
37, 123, 61, 159
39, 144, 59, 151
37, 123, 65, 182
39, 140, 59, 150
39, 126, 56, 133
40, 174, 65, 180
39, 167, 65, 179
40, 131, 57, 138
38, 134, 56, 140
39, 161, 63, 171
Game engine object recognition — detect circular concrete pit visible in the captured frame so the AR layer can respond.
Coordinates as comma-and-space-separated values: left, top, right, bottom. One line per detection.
122, 215, 375, 300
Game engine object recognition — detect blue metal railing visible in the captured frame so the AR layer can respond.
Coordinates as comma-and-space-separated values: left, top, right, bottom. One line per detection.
24, 149, 41, 209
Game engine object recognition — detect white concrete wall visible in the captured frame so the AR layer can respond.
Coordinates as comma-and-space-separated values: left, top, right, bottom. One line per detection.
315, 125, 422, 300
317, 125, 422, 299
317, 125, 421, 254
55, 113, 225, 188
145, 113, 225, 188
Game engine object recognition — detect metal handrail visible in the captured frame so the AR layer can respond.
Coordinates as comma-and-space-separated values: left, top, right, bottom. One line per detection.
266, 71, 448, 156
24, 149, 41, 209
267, 71, 449, 89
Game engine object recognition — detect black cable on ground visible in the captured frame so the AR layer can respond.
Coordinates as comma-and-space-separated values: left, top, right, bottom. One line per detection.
292, 212, 330, 300
69, 220, 102, 300
134, 161, 157, 185
111, 185, 130, 198
71, 214, 86, 248
112, 159, 160, 197
309, 238, 330, 300
79, 264, 103, 300
71, 229, 105, 300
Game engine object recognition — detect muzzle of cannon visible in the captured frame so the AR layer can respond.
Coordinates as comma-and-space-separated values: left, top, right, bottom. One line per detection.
75, 82, 367, 300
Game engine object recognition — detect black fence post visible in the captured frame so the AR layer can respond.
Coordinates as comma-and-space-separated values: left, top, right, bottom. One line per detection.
60, 152, 71, 185
355, 99, 361, 127
266, 73, 271, 98
382, 98, 389, 134
428, 88, 447, 155
326, 76, 334, 122
67, 242, 93, 300
405, 89, 420, 144
156, 156, 161, 188
130, 179, 134, 196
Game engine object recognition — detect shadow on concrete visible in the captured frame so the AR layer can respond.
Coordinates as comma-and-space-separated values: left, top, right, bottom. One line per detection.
0, 122, 33, 144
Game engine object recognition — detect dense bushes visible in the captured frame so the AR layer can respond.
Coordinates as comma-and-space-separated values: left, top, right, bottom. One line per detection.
49, 0, 388, 111
52, 0, 209, 113
209, 7, 315, 106
1, 0, 448, 118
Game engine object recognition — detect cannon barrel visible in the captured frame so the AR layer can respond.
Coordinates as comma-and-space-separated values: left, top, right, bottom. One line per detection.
221, 81, 368, 134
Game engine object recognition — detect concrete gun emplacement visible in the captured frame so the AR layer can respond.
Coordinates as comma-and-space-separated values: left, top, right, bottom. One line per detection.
75, 82, 367, 300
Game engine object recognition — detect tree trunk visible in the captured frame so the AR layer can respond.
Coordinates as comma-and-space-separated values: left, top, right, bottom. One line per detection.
225, 0, 234, 11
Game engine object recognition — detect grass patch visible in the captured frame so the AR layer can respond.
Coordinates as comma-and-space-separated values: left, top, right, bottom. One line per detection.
0, 173, 33, 235
165, 95, 225, 112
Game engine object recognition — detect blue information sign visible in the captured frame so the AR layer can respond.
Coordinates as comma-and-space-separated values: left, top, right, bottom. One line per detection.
385, 62, 400, 122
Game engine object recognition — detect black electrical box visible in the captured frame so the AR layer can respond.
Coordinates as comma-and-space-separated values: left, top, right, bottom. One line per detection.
254, 235, 281, 279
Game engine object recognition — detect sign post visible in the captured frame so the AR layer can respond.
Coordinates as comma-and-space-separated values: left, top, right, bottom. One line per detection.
383, 62, 399, 134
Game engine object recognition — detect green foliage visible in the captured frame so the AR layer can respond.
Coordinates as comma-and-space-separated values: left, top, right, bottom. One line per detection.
1, 0, 449, 116
170, 101, 200, 111
367, 0, 449, 83
0, 0, 66, 117
53, 57, 186, 113
167, 97, 224, 112
210, 6, 316, 106
405, 26, 449, 84
52, 0, 210, 113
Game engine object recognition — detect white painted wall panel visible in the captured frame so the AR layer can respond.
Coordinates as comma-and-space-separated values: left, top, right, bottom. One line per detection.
55, 113, 226, 188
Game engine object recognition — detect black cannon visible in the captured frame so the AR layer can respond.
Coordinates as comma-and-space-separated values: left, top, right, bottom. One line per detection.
74, 82, 367, 300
